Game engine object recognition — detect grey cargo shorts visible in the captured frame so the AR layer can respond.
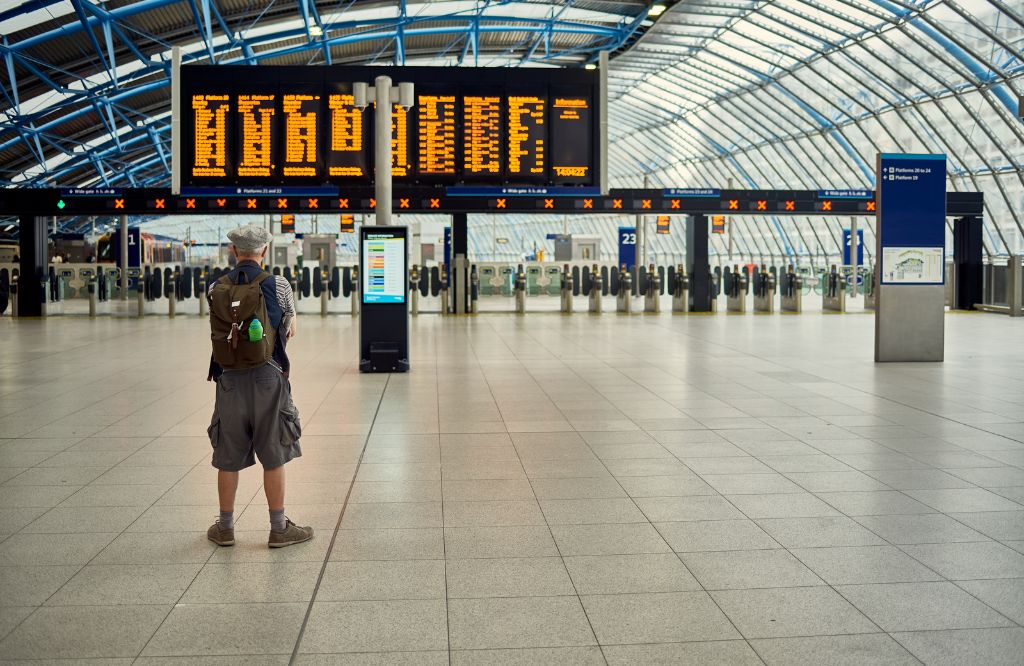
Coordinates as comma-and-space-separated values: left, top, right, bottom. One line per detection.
207, 363, 302, 471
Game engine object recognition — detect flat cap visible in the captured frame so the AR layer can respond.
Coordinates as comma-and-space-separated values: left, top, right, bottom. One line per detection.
227, 224, 272, 251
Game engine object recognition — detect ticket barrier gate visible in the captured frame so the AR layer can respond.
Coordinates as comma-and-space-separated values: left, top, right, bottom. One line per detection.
470, 265, 480, 314
587, 264, 604, 314
725, 266, 749, 313
560, 264, 574, 313
349, 265, 360, 317
822, 265, 846, 313
79, 268, 98, 317
779, 266, 802, 313
752, 265, 776, 314
863, 268, 876, 310
617, 265, 632, 314
409, 265, 421, 315
671, 265, 690, 313
710, 269, 720, 313
8, 272, 16, 317
439, 264, 450, 315
644, 263, 662, 313
514, 264, 526, 314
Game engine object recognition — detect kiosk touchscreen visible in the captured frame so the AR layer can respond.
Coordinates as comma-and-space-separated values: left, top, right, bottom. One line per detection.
359, 226, 409, 373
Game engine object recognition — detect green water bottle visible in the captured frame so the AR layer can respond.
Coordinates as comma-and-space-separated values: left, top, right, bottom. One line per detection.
248, 318, 264, 342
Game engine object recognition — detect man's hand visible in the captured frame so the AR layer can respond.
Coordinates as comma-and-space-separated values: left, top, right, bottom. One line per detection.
287, 320, 297, 339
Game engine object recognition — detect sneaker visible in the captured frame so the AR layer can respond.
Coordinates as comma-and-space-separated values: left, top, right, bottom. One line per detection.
207, 520, 235, 547
268, 519, 313, 548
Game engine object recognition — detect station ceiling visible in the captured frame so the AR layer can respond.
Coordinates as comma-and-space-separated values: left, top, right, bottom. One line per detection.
1, 0, 1022, 259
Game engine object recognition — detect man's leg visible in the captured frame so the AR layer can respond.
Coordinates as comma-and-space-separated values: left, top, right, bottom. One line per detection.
218, 470, 239, 512
264, 464, 285, 512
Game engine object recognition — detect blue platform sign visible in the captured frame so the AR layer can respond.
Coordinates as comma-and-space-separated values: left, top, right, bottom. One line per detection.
618, 227, 636, 269
877, 154, 946, 285
843, 229, 864, 266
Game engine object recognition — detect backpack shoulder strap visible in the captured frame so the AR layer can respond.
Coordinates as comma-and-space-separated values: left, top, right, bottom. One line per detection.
252, 271, 272, 286
216, 274, 233, 286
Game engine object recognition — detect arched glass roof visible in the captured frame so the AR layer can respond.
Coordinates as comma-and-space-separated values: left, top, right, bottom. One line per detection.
2, 0, 1022, 259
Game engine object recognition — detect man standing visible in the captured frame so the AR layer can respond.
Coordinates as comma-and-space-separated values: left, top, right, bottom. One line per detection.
205, 224, 313, 548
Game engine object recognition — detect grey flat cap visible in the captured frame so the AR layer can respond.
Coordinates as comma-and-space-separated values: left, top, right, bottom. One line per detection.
227, 224, 272, 251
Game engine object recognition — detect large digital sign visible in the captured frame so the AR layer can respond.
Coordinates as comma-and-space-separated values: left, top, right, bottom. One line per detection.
180, 66, 600, 187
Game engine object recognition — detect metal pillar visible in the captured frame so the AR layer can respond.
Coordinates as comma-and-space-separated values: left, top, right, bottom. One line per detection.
17, 215, 46, 316
120, 214, 129, 300
687, 214, 710, 311
374, 75, 392, 226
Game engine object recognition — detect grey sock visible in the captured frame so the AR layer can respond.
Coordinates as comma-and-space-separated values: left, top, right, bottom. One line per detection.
270, 508, 287, 533
219, 511, 234, 530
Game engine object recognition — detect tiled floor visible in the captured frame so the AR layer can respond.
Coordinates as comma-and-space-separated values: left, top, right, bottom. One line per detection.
1, 310, 1024, 664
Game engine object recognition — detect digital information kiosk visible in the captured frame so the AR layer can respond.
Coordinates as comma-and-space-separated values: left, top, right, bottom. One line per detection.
359, 226, 410, 372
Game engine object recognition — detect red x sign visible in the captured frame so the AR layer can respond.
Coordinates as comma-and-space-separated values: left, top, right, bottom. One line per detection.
612, 199, 622, 209
185, 199, 196, 209
641, 199, 652, 209
429, 198, 440, 208
756, 200, 767, 211
113, 199, 124, 209
670, 199, 680, 209
728, 200, 739, 210
216, 199, 226, 208
544, 199, 554, 209
583, 199, 593, 209
496, 198, 507, 209
785, 201, 795, 211
246, 198, 257, 209
866, 200, 876, 212
399, 198, 410, 209
277, 198, 288, 209
821, 200, 832, 211
307, 198, 319, 209
369, 198, 376, 208
154, 199, 165, 209
338, 198, 349, 209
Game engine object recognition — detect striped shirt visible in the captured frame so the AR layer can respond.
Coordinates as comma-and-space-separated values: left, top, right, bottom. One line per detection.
207, 273, 295, 316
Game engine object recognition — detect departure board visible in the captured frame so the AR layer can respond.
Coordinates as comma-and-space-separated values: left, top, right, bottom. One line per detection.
180, 66, 600, 187
507, 95, 546, 179
190, 94, 230, 178
390, 104, 411, 178
550, 95, 591, 184
282, 93, 320, 178
417, 95, 457, 176
327, 93, 366, 178
463, 96, 502, 176
236, 94, 275, 178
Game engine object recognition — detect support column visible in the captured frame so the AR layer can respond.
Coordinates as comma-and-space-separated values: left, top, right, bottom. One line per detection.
952, 216, 982, 310
18, 215, 47, 316
688, 213, 710, 312
120, 214, 129, 300
374, 75, 393, 226
452, 213, 467, 314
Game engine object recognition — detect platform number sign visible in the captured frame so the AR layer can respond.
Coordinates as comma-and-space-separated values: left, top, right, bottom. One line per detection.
280, 214, 295, 234
340, 214, 355, 233
656, 216, 670, 235
618, 226, 636, 269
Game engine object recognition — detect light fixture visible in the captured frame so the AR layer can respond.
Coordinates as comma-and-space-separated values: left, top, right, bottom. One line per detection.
584, 63, 597, 70
308, 25, 323, 37
649, 3, 666, 17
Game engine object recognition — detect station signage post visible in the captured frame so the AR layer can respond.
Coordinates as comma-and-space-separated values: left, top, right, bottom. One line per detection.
359, 226, 409, 372
874, 153, 946, 362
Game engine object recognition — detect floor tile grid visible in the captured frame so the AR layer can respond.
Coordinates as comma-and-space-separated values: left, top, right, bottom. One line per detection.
0, 330, 362, 658
443, 324, 609, 662
513, 319, 1024, 652
490, 333, 775, 661
0, 451, 219, 653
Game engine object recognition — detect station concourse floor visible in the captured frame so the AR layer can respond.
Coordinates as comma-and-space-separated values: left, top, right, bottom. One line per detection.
1, 311, 1024, 665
